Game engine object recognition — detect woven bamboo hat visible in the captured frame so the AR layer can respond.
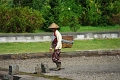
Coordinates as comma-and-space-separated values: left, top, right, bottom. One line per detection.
48, 23, 59, 28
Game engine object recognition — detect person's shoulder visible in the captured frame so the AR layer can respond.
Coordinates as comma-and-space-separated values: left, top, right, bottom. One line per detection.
56, 30, 61, 34
56, 30, 62, 37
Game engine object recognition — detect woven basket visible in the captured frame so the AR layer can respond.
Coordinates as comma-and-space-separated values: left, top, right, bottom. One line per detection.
62, 36, 74, 48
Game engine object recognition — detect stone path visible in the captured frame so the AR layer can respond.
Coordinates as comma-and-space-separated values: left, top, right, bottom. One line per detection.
45, 56, 120, 80
0, 55, 120, 80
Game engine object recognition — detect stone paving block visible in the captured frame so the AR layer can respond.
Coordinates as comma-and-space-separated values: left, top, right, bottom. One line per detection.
76, 35, 85, 40
85, 33, 94, 39
98, 50, 111, 55
111, 50, 120, 55
3, 74, 13, 80
9, 65, 19, 75
41, 63, 50, 73
94, 34, 102, 38
35, 64, 42, 74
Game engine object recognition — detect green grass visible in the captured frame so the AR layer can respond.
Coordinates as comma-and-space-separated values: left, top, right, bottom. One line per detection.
59, 25, 120, 32
35, 25, 120, 33
0, 38, 120, 54
0, 42, 50, 54
19, 72, 72, 80
62, 38, 120, 52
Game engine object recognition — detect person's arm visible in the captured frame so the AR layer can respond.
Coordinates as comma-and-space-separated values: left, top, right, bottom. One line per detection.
55, 30, 62, 49
50, 33, 53, 52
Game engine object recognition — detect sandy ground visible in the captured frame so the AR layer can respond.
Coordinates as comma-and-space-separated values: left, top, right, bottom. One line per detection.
0, 55, 120, 80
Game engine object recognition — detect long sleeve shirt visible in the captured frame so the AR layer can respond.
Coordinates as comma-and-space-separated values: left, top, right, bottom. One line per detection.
50, 30, 62, 49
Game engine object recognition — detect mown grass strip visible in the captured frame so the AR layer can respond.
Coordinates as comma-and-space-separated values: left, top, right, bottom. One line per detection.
35, 25, 120, 33
0, 38, 120, 54
20, 72, 72, 80
59, 25, 120, 32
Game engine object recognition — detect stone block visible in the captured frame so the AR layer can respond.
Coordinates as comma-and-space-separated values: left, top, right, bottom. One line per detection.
102, 34, 111, 38
76, 35, 84, 40
35, 64, 42, 74
35, 63, 49, 74
0, 37, 6, 42
85, 33, 93, 39
6, 37, 16, 42
34, 36, 42, 42
98, 50, 111, 55
43, 36, 51, 41
111, 50, 120, 55
41, 63, 50, 73
94, 34, 102, 38
3, 74, 13, 80
16, 36, 26, 42
9, 65, 19, 75
111, 33, 118, 38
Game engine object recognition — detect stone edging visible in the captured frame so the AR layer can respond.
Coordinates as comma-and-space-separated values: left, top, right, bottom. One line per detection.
0, 49, 120, 60
0, 31, 120, 43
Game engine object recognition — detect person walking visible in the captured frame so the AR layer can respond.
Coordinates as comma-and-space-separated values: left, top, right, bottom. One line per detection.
48, 23, 62, 71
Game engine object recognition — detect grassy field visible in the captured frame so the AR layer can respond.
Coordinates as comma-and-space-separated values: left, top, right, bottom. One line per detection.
59, 25, 120, 32
0, 38, 120, 54
35, 25, 120, 33
0, 25, 120, 54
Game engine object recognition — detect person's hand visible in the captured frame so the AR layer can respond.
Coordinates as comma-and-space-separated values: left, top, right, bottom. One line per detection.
50, 49, 52, 53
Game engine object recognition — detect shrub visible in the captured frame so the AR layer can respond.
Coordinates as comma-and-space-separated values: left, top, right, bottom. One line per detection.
110, 13, 120, 25
0, 5, 44, 33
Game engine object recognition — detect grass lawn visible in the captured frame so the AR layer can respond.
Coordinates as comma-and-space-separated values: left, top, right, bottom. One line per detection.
0, 38, 120, 54
59, 25, 120, 32
35, 25, 120, 33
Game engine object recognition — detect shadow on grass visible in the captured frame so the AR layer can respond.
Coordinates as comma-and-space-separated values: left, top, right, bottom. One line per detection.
20, 72, 72, 80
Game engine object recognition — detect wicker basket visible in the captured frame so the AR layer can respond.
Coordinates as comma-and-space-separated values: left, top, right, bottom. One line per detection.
62, 36, 74, 48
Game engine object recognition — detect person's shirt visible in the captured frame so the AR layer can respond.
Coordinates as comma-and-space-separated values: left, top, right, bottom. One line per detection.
50, 30, 62, 49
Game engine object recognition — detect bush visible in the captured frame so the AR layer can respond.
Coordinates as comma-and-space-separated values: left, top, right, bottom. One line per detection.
0, 5, 44, 33
110, 13, 120, 25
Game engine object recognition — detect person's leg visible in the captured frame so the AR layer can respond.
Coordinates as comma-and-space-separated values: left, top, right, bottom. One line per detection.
52, 49, 61, 70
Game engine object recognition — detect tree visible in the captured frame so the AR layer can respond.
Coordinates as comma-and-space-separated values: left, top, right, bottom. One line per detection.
0, 0, 13, 7
32, 0, 55, 31
0, 6, 44, 33
58, 0, 82, 31
86, 0, 101, 26
13, 0, 33, 7
97, 0, 118, 26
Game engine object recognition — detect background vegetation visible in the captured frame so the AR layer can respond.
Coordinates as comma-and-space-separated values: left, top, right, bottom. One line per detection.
0, 0, 120, 33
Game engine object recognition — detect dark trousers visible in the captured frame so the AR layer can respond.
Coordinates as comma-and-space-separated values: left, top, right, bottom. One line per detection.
52, 49, 61, 63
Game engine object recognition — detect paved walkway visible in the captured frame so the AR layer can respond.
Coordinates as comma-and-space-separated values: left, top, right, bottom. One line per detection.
0, 55, 120, 80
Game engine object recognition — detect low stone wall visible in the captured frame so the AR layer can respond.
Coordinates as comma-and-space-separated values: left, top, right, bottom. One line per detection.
0, 31, 120, 43
0, 49, 120, 60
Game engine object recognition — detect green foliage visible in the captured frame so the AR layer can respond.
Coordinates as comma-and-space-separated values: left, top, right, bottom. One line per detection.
60, 25, 120, 32
32, 0, 83, 31
97, 0, 118, 26
1, 0, 120, 32
69, 16, 80, 32
0, 0, 13, 7
58, 0, 82, 32
113, 0, 120, 13
32, 0, 57, 31
13, 0, 33, 7
86, 0, 101, 26
110, 13, 120, 25
0, 5, 44, 33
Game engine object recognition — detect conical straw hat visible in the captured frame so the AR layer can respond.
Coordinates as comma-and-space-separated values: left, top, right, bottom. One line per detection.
48, 23, 59, 28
